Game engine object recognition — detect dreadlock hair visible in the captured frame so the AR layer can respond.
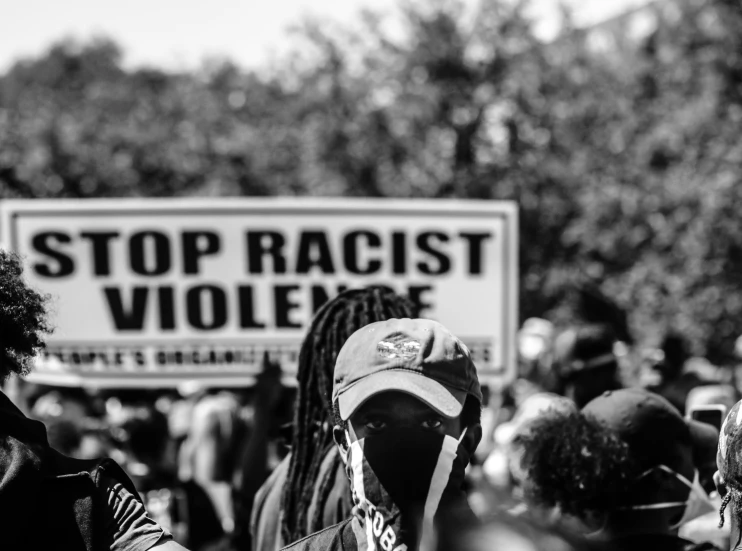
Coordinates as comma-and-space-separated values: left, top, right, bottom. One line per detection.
0, 250, 52, 380
280, 286, 417, 544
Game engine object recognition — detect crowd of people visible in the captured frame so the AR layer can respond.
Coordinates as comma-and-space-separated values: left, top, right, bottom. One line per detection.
2, 248, 742, 551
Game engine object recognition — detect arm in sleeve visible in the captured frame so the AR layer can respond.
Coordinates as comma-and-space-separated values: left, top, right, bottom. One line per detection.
101, 475, 178, 551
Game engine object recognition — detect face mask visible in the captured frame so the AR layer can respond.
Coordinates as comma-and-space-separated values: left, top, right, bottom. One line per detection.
342, 427, 469, 551
618, 464, 714, 530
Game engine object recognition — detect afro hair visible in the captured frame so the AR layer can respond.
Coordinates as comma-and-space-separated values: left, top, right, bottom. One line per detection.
519, 410, 637, 520
0, 250, 52, 380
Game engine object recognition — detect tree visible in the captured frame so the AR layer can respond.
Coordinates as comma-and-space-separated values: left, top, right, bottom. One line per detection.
4, 0, 742, 362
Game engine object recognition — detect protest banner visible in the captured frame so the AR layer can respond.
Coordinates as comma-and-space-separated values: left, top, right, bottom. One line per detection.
0, 198, 517, 388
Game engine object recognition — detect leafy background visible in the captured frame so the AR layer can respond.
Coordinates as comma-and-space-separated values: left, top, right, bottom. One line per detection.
3, 0, 742, 362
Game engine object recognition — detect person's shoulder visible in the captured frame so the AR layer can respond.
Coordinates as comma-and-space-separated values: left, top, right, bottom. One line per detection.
48, 448, 101, 477
308, 446, 351, 528
211, 391, 240, 411
256, 453, 290, 503
48, 450, 140, 496
251, 454, 291, 546
279, 519, 353, 551
252, 453, 289, 523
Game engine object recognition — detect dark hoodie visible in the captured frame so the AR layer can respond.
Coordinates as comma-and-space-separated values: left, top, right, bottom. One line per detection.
0, 390, 139, 551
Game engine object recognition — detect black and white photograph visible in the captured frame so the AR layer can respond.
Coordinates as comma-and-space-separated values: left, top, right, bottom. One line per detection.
2, 0, 742, 550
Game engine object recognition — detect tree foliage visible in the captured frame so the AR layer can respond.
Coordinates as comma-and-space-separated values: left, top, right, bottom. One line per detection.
2, 0, 742, 361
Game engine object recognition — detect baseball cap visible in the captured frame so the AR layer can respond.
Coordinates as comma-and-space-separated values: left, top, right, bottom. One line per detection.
583, 388, 718, 473
332, 318, 482, 421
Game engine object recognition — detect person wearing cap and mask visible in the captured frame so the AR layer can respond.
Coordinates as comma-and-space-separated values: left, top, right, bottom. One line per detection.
281, 318, 483, 551
251, 287, 417, 551
552, 325, 622, 408
521, 388, 720, 551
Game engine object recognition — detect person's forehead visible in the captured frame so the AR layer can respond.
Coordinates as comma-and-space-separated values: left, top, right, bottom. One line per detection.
353, 391, 438, 415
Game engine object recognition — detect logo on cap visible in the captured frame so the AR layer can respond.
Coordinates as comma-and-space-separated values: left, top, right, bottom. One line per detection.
377, 333, 421, 360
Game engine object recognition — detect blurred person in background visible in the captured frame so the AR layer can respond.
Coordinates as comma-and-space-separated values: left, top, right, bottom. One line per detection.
580, 389, 719, 541
473, 318, 555, 500
31, 389, 89, 421
0, 250, 187, 550
178, 381, 256, 539
512, 318, 555, 403
231, 354, 286, 551
552, 324, 622, 408
75, 417, 116, 460
30, 389, 112, 460
485, 319, 556, 459
649, 333, 704, 414
281, 318, 482, 551
114, 405, 225, 551
520, 388, 720, 551
250, 286, 417, 551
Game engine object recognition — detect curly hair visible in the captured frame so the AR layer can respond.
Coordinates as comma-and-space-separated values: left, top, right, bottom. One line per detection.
0, 250, 52, 380
519, 410, 637, 520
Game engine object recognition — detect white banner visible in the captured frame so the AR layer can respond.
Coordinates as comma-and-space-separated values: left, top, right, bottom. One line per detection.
1, 198, 517, 388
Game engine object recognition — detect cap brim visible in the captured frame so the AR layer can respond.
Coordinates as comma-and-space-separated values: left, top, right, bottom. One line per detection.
337, 370, 467, 421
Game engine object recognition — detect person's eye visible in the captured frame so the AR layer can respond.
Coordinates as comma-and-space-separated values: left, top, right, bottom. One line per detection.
365, 419, 387, 431
421, 418, 442, 429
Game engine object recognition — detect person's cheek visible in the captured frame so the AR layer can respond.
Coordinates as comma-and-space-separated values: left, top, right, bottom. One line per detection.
440, 419, 460, 437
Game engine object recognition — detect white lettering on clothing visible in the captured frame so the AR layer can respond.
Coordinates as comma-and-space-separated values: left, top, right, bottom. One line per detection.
380, 526, 396, 551
373, 511, 384, 537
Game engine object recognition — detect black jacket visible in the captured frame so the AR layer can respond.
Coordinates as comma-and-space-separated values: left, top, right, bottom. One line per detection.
0, 390, 139, 551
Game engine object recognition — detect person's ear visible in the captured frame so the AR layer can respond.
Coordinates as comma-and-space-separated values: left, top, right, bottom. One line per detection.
333, 425, 350, 464
714, 470, 728, 498
462, 423, 483, 459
